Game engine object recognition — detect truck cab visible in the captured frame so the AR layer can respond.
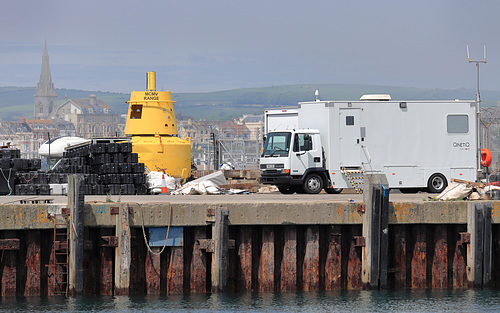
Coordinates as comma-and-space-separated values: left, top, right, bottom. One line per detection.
260, 129, 336, 194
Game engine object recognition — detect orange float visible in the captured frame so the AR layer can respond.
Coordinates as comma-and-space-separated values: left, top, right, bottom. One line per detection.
481, 148, 492, 167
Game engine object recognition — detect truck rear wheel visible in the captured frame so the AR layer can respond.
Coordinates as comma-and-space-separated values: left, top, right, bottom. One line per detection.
399, 188, 421, 194
303, 173, 323, 194
325, 187, 343, 194
427, 173, 447, 193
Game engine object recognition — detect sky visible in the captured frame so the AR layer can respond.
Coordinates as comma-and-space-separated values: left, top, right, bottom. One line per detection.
0, 0, 499, 93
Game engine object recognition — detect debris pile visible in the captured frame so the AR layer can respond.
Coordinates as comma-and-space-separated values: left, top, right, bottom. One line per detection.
170, 170, 250, 195
172, 170, 227, 195
433, 178, 500, 201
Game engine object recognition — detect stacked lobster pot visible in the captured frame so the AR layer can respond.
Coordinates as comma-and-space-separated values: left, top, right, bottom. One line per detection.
12, 141, 148, 196
0, 148, 43, 195
50, 141, 148, 195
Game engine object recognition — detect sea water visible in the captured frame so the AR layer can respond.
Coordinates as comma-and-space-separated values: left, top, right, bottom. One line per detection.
1, 289, 500, 312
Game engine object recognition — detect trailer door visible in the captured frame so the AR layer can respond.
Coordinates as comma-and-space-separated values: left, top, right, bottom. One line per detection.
339, 108, 362, 167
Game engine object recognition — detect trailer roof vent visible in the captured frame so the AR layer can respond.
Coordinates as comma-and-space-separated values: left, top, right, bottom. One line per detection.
359, 94, 392, 101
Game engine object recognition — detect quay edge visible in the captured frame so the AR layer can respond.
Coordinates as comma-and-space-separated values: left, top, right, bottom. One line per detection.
0, 200, 495, 229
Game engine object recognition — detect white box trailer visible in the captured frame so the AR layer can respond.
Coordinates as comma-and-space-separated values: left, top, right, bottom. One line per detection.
259, 95, 478, 194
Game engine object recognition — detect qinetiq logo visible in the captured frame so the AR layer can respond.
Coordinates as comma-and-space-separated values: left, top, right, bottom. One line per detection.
453, 142, 470, 150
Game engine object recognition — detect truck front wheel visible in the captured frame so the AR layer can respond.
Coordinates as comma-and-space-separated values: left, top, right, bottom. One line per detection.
278, 185, 295, 194
303, 173, 323, 194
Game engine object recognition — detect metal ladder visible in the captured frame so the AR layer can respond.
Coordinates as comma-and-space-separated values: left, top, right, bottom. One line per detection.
48, 208, 70, 296
341, 167, 365, 194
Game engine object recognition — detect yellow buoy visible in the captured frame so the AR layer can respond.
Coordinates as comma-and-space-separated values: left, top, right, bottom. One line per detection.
124, 72, 191, 180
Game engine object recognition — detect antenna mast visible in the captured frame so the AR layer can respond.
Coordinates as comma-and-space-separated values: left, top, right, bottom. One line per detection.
467, 44, 487, 178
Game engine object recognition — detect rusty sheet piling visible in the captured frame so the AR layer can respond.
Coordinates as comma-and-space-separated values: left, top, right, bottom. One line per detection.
302, 226, 320, 291
324, 226, 342, 290
100, 229, 115, 295
190, 227, 207, 293
1, 190, 500, 296
1, 231, 18, 296
258, 226, 275, 292
24, 231, 41, 296
237, 226, 252, 292
280, 226, 297, 291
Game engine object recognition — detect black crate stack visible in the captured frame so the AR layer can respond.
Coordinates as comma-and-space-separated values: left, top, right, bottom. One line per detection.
11, 141, 148, 196
0, 148, 43, 195
52, 141, 148, 195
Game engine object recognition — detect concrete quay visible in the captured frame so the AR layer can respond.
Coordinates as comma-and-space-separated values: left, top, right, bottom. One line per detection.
0, 193, 496, 229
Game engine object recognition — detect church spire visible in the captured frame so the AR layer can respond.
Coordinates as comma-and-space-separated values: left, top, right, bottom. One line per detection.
34, 40, 57, 118
35, 40, 56, 97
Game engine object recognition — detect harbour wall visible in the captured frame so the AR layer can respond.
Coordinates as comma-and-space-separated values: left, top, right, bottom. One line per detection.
0, 195, 499, 296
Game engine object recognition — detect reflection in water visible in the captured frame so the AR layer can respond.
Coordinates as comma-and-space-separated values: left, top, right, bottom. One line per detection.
0, 289, 500, 312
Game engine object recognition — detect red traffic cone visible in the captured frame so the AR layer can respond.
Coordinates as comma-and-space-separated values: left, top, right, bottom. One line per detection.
161, 174, 168, 194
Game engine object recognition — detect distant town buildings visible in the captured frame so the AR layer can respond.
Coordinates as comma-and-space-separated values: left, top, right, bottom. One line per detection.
177, 114, 264, 170
0, 116, 72, 158
55, 94, 122, 138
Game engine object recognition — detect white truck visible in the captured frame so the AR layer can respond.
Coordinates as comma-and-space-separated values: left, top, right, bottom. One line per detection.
259, 94, 478, 194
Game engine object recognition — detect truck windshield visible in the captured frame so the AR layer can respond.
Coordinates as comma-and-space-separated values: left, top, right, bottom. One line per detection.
262, 132, 291, 157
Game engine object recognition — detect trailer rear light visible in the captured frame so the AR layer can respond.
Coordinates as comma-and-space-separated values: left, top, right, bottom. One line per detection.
285, 169, 290, 174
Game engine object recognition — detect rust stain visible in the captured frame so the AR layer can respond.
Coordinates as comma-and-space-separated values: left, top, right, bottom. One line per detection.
1, 251, 17, 296
35, 208, 50, 225
238, 227, 252, 292
394, 226, 407, 289
258, 227, 274, 292
100, 248, 113, 296
24, 232, 41, 296
11, 208, 24, 227
145, 249, 161, 295
190, 228, 207, 293
167, 247, 184, 294
431, 227, 448, 289
453, 239, 467, 289
302, 226, 319, 291
347, 239, 362, 290
325, 233, 342, 290
491, 203, 500, 220
392, 203, 412, 222
411, 227, 427, 289
280, 226, 297, 291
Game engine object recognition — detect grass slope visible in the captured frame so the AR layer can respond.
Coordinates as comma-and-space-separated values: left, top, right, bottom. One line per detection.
0, 84, 496, 121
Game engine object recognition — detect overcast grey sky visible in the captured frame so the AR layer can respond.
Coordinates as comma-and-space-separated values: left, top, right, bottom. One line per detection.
0, 0, 498, 93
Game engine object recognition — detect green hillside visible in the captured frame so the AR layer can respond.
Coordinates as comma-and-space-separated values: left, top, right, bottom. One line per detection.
0, 84, 497, 122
